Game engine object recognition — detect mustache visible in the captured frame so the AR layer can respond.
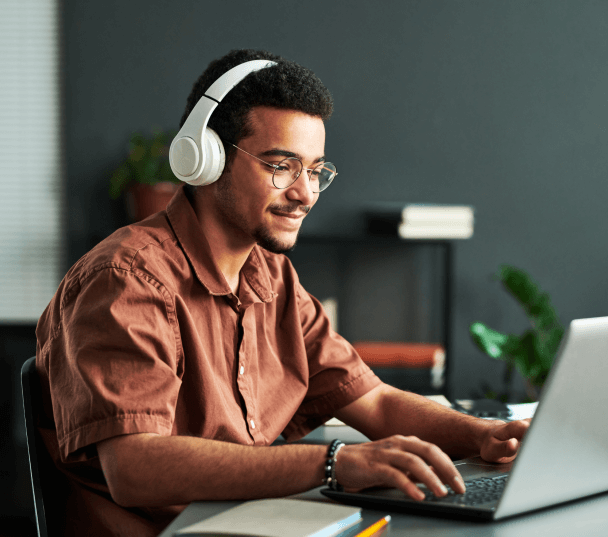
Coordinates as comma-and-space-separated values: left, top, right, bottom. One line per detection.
269, 203, 311, 215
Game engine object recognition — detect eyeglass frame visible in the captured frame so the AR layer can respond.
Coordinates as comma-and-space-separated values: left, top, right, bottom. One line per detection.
226, 142, 337, 193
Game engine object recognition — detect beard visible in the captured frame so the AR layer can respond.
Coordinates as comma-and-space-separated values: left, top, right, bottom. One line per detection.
253, 225, 300, 254
214, 172, 306, 254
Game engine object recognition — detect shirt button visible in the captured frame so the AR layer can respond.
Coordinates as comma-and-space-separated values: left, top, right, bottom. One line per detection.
250, 419, 256, 429
240, 365, 245, 375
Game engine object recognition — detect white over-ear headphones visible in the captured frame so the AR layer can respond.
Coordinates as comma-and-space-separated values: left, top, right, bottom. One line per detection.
170, 59, 277, 186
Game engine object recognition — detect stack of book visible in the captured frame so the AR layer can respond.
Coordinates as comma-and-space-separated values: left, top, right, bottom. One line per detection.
176, 498, 362, 536
366, 203, 475, 239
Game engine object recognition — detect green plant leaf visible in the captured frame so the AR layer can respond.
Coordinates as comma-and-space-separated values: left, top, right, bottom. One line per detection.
110, 129, 180, 198
470, 265, 564, 392
509, 330, 543, 380
109, 163, 132, 199
497, 265, 560, 330
470, 322, 517, 359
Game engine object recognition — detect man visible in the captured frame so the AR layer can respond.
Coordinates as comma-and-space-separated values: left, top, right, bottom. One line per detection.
36, 49, 530, 536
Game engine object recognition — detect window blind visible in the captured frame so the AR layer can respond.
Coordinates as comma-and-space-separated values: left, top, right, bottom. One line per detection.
0, 0, 63, 322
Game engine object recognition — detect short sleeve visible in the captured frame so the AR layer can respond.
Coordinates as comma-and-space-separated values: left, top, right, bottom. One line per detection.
281, 282, 381, 441
45, 266, 183, 462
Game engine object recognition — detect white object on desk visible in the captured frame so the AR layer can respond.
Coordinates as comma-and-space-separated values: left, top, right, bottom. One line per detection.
455, 400, 539, 420
324, 417, 347, 427
506, 402, 538, 421
424, 394, 452, 407
175, 498, 361, 537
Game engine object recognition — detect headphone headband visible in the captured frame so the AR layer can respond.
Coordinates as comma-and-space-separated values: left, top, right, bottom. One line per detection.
170, 59, 277, 186
205, 60, 276, 102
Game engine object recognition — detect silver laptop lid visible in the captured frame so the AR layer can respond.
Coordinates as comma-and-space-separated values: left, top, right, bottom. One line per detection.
495, 317, 608, 519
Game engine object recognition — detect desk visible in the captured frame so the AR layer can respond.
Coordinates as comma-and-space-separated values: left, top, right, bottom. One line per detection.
162, 409, 572, 536
158, 485, 608, 537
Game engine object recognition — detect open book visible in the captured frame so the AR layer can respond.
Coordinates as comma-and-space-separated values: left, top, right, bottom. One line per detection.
175, 498, 362, 537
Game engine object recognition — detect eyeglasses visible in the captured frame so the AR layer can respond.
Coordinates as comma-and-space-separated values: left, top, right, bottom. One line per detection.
228, 143, 337, 193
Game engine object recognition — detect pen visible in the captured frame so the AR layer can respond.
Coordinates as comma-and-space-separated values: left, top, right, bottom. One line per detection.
353, 515, 391, 537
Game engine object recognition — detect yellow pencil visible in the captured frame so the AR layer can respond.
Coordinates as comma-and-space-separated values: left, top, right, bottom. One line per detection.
354, 514, 391, 537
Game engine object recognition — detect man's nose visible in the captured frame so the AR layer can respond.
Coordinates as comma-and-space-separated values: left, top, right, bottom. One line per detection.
285, 170, 317, 205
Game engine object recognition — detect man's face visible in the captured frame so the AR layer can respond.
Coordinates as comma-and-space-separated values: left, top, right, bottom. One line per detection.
213, 106, 326, 254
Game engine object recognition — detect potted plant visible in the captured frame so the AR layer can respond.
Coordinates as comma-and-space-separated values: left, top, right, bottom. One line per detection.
110, 129, 181, 222
470, 265, 564, 402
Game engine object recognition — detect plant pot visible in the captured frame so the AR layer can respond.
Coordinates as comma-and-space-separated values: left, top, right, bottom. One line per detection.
126, 182, 179, 222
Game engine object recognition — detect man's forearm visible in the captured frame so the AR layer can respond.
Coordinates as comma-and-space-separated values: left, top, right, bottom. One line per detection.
377, 390, 496, 458
335, 384, 496, 459
98, 434, 327, 507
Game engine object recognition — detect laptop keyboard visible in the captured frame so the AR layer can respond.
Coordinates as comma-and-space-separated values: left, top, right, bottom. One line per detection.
424, 474, 509, 506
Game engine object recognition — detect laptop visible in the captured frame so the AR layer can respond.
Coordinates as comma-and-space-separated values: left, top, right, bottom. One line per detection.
322, 316, 608, 520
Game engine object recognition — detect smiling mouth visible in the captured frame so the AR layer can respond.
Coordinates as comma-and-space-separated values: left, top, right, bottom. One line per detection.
271, 210, 306, 229
272, 211, 305, 220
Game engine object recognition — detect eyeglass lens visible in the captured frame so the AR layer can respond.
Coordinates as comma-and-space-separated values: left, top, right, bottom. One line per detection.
272, 158, 337, 193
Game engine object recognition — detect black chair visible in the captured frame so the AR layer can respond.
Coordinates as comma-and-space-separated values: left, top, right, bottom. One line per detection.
21, 356, 60, 537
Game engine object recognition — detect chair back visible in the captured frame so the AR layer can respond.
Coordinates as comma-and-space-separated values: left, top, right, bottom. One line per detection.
21, 356, 50, 537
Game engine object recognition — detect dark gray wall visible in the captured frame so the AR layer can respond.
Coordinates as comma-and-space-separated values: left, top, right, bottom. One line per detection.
63, 0, 608, 399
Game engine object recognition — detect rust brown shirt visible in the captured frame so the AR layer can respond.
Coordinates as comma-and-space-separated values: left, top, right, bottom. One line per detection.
35, 186, 381, 536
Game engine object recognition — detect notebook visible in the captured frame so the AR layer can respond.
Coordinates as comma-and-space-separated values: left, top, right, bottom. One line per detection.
175, 498, 361, 536
323, 316, 608, 521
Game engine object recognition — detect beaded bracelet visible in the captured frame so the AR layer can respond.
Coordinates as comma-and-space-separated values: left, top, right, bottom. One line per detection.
324, 439, 345, 491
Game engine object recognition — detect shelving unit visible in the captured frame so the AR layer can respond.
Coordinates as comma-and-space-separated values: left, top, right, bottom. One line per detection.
287, 236, 453, 398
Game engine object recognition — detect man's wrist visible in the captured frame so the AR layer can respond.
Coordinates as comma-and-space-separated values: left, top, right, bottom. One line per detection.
323, 439, 345, 491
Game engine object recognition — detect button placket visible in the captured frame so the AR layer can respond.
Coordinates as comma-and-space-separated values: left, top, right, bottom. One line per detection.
237, 307, 259, 441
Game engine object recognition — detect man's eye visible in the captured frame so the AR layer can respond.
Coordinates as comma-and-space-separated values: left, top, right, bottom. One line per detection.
274, 165, 290, 173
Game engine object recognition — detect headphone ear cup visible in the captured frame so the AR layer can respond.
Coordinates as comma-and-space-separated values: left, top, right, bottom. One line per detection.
196, 127, 225, 186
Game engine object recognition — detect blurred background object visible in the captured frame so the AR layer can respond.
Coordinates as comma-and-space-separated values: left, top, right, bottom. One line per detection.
470, 265, 564, 402
109, 130, 180, 222
1, 0, 62, 532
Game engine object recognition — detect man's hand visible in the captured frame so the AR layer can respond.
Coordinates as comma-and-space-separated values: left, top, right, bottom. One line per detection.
479, 419, 532, 464
335, 435, 467, 501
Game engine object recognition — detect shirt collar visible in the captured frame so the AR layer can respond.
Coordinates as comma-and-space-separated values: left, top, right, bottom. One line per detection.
166, 186, 275, 303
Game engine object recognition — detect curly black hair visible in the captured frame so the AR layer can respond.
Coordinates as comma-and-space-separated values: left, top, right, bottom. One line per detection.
179, 49, 333, 166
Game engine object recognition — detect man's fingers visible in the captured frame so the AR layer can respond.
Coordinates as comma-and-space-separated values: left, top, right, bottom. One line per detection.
338, 447, 428, 501
386, 437, 466, 496
408, 465, 436, 482
480, 420, 532, 463
337, 436, 467, 500
495, 437, 519, 458
491, 419, 531, 442
387, 451, 449, 498
382, 467, 426, 501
